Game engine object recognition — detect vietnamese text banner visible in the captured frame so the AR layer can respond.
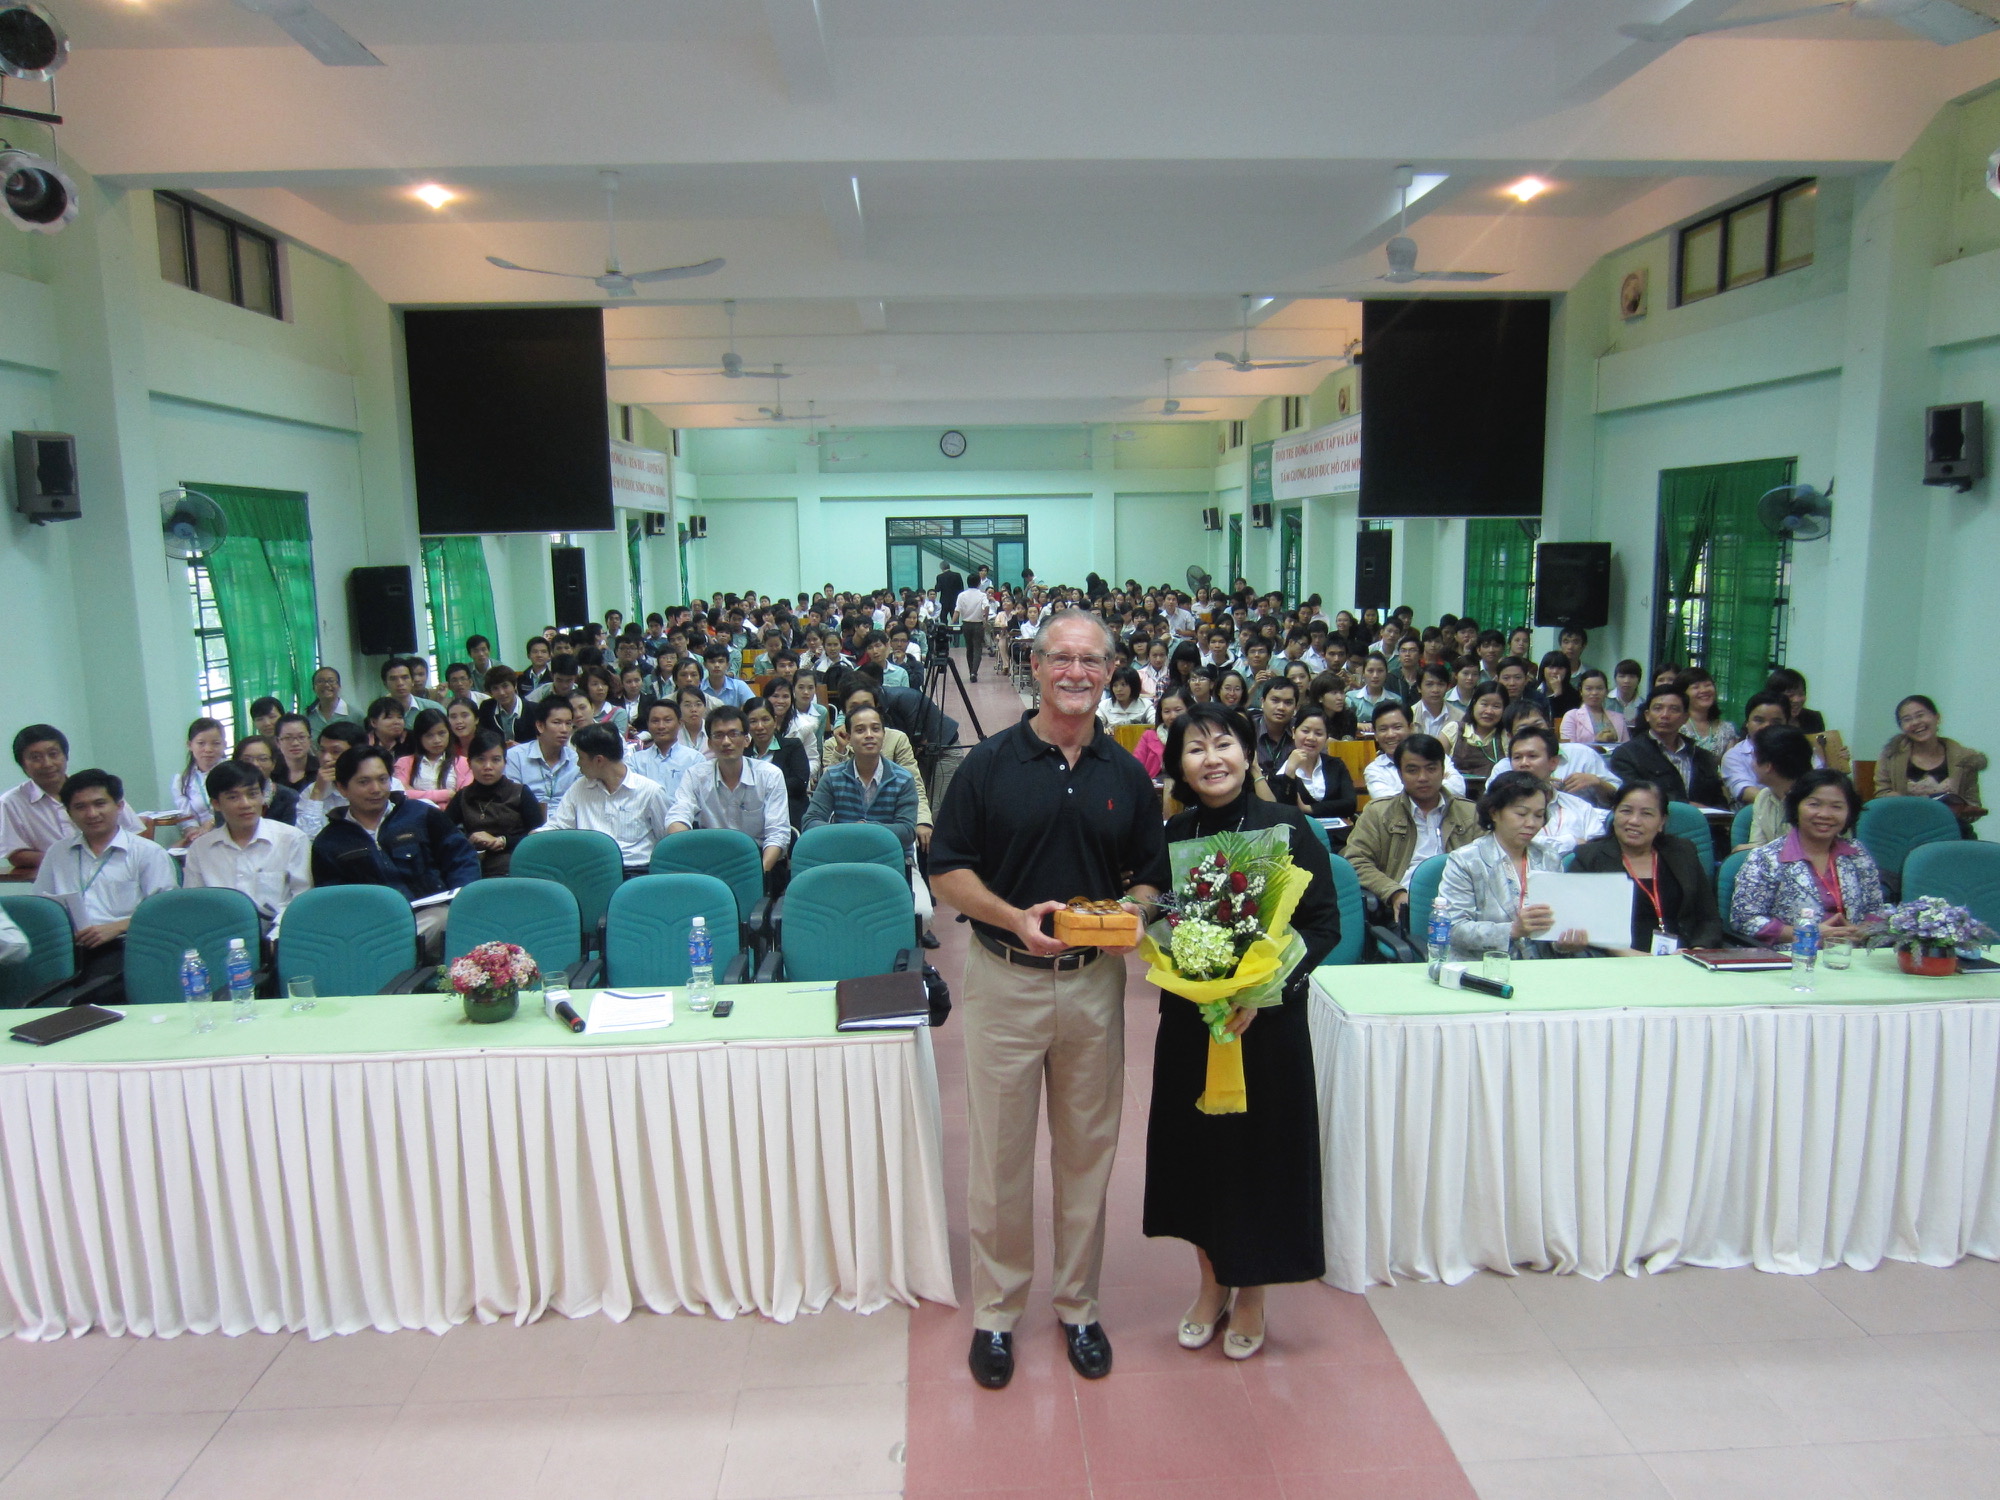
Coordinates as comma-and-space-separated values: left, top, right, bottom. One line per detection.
1272, 416, 1360, 500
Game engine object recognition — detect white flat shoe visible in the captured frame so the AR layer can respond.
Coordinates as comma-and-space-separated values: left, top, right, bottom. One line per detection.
1222, 1317, 1265, 1360
1178, 1292, 1232, 1350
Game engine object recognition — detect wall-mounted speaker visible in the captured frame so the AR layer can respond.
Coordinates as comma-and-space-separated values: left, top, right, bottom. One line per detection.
1533, 541, 1611, 629
644, 511, 668, 537
1201, 507, 1221, 532
1354, 528, 1392, 611
551, 545, 589, 627
1250, 502, 1273, 528
688, 515, 708, 539
10, 431, 79, 523
348, 566, 418, 655
1924, 402, 1984, 492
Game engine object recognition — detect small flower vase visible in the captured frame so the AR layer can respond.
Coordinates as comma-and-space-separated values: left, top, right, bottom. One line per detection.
1897, 945, 1960, 978
463, 984, 520, 1023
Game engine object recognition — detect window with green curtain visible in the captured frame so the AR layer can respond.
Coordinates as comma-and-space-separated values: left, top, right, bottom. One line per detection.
187, 483, 318, 727
1652, 457, 1794, 718
1462, 518, 1539, 632
421, 536, 501, 664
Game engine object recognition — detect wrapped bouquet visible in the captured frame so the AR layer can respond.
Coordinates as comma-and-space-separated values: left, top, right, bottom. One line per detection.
1137, 827, 1314, 1114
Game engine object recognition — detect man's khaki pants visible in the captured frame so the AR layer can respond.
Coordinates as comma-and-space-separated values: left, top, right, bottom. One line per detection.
962, 939, 1126, 1332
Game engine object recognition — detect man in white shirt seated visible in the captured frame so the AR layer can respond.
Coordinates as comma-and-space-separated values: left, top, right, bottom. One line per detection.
1720, 693, 1793, 806
700, 644, 754, 708
1363, 702, 1467, 801
32, 768, 178, 981
550, 724, 675, 876
628, 700, 704, 802
1, 723, 142, 879
1491, 703, 1621, 805
1505, 726, 1606, 858
663, 705, 793, 878
182, 761, 311, 923
505, 701, 581, 808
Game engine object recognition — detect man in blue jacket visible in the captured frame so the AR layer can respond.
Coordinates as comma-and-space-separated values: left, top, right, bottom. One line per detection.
310, 744, 481, 954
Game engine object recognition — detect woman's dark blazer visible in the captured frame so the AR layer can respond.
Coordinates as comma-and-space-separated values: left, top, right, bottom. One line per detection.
1569, 831, 1725, 949
1267, 754, 1359, 821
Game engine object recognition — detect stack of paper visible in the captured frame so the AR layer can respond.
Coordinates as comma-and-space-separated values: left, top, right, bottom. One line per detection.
584, 990, 676, 1034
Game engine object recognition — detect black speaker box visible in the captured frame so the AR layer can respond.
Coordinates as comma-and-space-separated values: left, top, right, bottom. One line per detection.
348, 566, 418, 655
644, 511, 669, 537
1354, 528, 1392, 611
552, 546, 589, 627
11, 431, 79, 524
1924, 402, 1984, 491
1250, 502, 1273, 528
1533, 542, 1611, 629
1201, 507, 1221, 532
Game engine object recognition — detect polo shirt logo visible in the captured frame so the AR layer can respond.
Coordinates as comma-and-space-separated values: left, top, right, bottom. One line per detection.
1106, 799, 1115, 811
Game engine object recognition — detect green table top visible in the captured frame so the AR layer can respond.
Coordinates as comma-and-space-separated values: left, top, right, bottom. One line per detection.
1312, 950, 2000, 1019
0, 984, 885, 1068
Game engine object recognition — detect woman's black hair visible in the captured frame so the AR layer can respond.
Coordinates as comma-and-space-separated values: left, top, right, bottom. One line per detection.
1765, 667, 1809, 698
1162, 703, 1256, 807
1783, 769, 1861, 832
1605, 778, 1669, 818
1751, 724, 1813, 781
1465, 680, 1508, 723
1168, 640, 1201, 682
231, 733, 281, 773
249, 696, 284, 721
1477, 769, 1552, 830
466, 729, 509, 762
178, 716, 225, 793
1107, 664, 1145, 706
1538, 651, 1571, 684
406, 708, 448, 749
1894, 693, 1940, 725
1575, 667, 1608, 689
1215, 669, 1251, 706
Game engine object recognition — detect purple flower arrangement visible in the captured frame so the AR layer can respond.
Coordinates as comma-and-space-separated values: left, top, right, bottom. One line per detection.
1876, 897, 1996, 957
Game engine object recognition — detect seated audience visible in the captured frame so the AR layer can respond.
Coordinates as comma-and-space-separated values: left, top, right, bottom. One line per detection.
1214, 670, 1253, 714
1875, 694, 1986, 830
381, 656, 443, 719
664, 705, 793, 876
1608, 686, 1727, 808
1730, 770, 1886, 945
295, 722, 366, 840
505, 701, 581, 807
273, 714, 316, 791
675, 686, 712, 759
1738, 724, 1813, 850
745, 696, 812, 830
1720, 692, 1792, 805
1134, 686, 1189, 780
1362, 702, 1467, 800
1435, 771, 1589, 961
1252, 678, 1301, 779
1344, 732, 1480, 922
1504, 725, 1606, 858
1101, 666, 1154, 727
1571, 780, 1725, 952
1609, 659, 1644, 720
1, 724, 141, 878
363, 697, 408, 756
445, 731, 545, 877
1765, 667, 1825, 734
310, 745, 481, 947
33, 769, 178, 979
548, 723, 674, 876
580, 665, 629, 736
171, 717, 228, 837
1266, 705, 1359, 823
762, 677, 821, 778
182, 760, 311, 922
1440, 681, 1508, 782
1344, 654, 1401, 724
249, 696, 284, 738
702, 644, 753, 708
1409, 663, 1461, 738
820, 686, 935, 833
1494, 655, 1535, 701
1676, 668, 1738, 757
1560, 668, 1628, 746
230, 735, 300, 824
1531, 652, 1581, 719
803, 702, 921, 859
628, 699, 704, 801
444, 698, 481, 760
394, 708, 472, 807
306, 666, 357, 737
477, 666, 529, 743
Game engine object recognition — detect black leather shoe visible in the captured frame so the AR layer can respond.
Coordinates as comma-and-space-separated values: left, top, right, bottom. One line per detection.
968, 1329, 1014, 1388
920, 929, 941, 950
1063, 1321, 1112, 1379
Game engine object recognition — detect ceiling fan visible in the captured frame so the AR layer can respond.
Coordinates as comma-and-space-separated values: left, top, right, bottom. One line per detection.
486, 170, 724, 299
735, 367, 816, 421
1213, 294, 1338, 372
610, 299, 788, 379
1159, 357, 1215, 416
231, 0, 382, 66
1377, 165, 1503, 284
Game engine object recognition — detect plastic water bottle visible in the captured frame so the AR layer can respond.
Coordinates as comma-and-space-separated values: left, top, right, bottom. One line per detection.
1426, 911, 1451, 983
181, 948, 215, 1033
1791, 906, 1820, 994
686, 915, 715, 1013
226, 937, 257, 1022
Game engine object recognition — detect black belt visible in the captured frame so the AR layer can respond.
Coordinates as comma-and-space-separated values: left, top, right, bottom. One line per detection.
975, 930, 1100, 972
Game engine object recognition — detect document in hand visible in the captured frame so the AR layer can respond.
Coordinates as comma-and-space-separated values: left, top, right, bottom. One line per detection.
1524, 871, 1633, 950
584, 990, 677, 1034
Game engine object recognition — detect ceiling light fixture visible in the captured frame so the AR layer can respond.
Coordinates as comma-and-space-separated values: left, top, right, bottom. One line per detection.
411, 183, 456, 210
1505, 176, 1551, 203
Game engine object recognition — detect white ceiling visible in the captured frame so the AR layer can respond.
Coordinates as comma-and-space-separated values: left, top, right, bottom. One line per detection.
39, 0, 2000, 427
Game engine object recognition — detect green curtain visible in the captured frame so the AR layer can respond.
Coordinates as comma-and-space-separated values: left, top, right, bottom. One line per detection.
1653, 458, 1794, 717
1462, 518, 1538, 633
191, 483, 318, 727
421, 536, 501, 665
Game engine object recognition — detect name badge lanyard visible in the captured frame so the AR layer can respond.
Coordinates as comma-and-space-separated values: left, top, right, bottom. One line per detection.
1807, 857, 1847, 922
75, 843, 115, 913
1621, 852, 1669, 936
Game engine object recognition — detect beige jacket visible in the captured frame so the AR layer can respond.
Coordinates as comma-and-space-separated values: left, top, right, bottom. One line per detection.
1343, 791, 1482, 903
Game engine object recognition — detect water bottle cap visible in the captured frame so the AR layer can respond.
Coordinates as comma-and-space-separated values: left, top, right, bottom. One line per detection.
691, 916, 706, 929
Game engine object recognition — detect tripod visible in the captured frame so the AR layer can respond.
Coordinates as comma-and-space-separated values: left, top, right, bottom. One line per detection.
919, 623, 987, 778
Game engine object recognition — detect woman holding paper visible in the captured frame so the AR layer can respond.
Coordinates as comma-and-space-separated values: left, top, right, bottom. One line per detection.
1435, 771, 1590, 961
1571, 780, 1724, 953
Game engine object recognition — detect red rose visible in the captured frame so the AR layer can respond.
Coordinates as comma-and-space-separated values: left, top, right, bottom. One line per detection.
1242, 898, 1258, 917
1229, 871, 1248, 893
1193, 881, 1211, 897
1215, 900, 1233, 922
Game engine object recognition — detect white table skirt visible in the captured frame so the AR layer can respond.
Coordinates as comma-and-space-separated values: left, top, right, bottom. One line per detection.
1310, 983, 2000, 1291
0, 1033, 955, 1340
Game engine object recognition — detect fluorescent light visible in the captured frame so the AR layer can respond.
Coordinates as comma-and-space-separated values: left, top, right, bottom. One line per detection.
411, 183, 457, 210
1505, 176, 1551, 204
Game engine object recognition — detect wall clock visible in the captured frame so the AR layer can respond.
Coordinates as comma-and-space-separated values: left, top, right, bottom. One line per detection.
939, 430, 968, 459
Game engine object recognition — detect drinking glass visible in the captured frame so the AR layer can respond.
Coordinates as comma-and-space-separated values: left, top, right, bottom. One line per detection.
1821, 938, 1853, 971
1481, 950, 1512, 987
287, 976, 318, 1013
188, 988, 217, 1034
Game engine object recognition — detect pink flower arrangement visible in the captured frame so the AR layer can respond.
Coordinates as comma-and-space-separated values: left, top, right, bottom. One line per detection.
445, 941, 540, 998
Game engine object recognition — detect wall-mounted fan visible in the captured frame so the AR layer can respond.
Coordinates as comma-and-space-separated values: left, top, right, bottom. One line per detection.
1757, 481, 1833, 541
161, 488, 227, 559
486, 171, 724, 299
1186, 566, 1214, 593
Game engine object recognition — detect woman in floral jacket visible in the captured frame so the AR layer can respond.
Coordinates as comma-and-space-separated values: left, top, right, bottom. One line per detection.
1730, 769, 1886, 945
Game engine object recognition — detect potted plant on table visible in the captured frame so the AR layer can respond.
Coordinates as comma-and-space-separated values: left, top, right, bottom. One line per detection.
444, 941, 539, 1023
1873, 896, 1995, 977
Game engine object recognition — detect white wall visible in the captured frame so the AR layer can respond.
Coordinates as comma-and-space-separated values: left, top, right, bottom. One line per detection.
1113, 491, 1210, 588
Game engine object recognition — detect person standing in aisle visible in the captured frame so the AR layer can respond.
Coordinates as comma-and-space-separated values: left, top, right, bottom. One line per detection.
929, 611, 1168, 1391
954, 575, 993, 683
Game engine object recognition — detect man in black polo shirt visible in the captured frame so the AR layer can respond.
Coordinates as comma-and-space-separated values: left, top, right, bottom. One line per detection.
930, 610, 1168, 1391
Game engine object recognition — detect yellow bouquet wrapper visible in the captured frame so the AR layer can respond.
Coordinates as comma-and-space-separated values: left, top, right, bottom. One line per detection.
1139, 860, 1313, 1115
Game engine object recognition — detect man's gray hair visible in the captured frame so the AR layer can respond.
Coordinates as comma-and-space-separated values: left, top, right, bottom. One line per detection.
1031, 608, 1116, 659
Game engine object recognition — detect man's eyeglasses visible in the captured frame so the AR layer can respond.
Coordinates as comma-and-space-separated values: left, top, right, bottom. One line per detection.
1036, 652, 1110, 672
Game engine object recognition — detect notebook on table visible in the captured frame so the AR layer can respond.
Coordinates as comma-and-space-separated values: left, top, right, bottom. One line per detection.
10, 1004, 125, 1047
835, 973, 929, 1031
1682, 947, 1791, 972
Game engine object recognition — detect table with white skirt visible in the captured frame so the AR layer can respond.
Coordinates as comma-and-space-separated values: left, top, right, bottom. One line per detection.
1309, 953, 2000, 1292
0, 985, 954, 1340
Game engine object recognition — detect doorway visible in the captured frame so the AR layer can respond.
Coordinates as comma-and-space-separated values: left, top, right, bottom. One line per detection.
886, 515, 1030, 593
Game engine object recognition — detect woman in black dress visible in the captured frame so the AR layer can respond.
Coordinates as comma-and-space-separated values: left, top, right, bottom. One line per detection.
444, 731, 545, 876
1146, 702, 1342, 1359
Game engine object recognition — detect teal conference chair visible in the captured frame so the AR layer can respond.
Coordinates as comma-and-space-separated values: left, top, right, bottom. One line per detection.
0, 893, 103, 1009
1857, 797, 1961, 899
1322, 852, 1365, 967
650, 828, 774, 951
791, 823, 906, 878
1731, 803, 1755, 850
278, 886, 429, 995
1666, 801, 1718, 880
1717, 850, 1750, 929
759, 863, 917, 982
1407, 855, 1448, 946
511, 829, 624, 951
123, 888, 264, 1005
445, 878, 596, 987
1903, 841, 2000, 933
604, 874, 751, 987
